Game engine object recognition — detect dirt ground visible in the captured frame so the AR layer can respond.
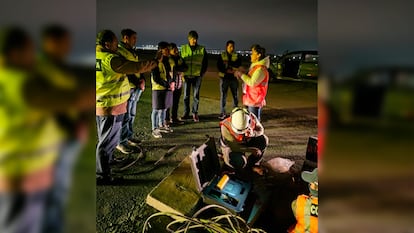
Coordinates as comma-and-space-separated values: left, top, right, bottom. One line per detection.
95, 75, 317, 233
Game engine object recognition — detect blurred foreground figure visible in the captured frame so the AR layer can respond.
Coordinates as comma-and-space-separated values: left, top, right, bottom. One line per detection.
37, 24, 94, 233
288, 168, 318, 233
0, 27, 64, 233
219, 107, 269, 174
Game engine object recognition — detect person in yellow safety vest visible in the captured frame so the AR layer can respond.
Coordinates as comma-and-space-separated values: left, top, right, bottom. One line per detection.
219, 107, 269, 174
217, 40, 242, 120
180, 30, 208, 122
0, 26, 66, 233
37, 24, 94, 233
166, 42, 188, 125
234, 44, 270, 121
150, 42, 175, 139
116, 28, 145, 154
95, 30, 157, 183
288, 168, 318, 233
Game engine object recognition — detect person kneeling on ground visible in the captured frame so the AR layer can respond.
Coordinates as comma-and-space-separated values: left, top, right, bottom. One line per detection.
219, 107, 269, 174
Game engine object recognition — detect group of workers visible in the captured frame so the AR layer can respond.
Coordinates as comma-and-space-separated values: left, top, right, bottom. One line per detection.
95, 27, 318, 232
95, 28, 273, 179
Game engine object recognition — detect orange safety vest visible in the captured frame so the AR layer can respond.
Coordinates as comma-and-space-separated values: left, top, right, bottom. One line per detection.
289, 194, 318, 233
242, 65, 269, 107
220, 115, 256, 143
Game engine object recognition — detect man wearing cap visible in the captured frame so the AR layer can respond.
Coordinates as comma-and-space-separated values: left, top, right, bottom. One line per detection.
180, 30, 208, 122
288, 168, 318, 233
219, 107, 269, 173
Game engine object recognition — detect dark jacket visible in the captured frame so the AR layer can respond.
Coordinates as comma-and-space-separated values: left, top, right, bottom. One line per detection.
217, 52, 242, 80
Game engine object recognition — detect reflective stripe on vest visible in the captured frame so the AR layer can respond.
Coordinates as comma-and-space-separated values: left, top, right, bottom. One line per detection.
0, 68, 63, 177
37, 55, 77, 89
220, 116, 256, 143
151, 62, 167, 91
218, 52, 238, 78
117, 43, 140, 88
242, 65, 269, 107
292, 195, 318, 233
220, 118, 245, 142
181, 44, 204, 77
96, 51, 131, 107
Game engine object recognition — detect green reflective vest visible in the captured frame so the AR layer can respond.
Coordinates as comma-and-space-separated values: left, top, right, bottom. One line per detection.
180, 44, 205, 77
151, 62, 167, 91
117, 43, 140, 88
218, 52, 239, 78
96, 51, 131, 107
0, 68, 63, 177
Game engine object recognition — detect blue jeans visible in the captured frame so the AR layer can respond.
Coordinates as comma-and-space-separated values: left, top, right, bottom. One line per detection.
183, 76, 202, 115
120, 88, 143, 144
220, 78, 239, 114
151, 109, 166, 130
42, 140, 83, 233
248, 106, 262, 121
96, 114, 124, 174
0, 191, 48, 233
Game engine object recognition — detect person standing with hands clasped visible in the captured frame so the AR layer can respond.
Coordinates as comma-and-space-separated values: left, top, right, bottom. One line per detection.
151, 41, 175, 138
180, 30, 208, 122
234, 44, 269, 121
167, 43, 188, 125
217, 40, 241, 120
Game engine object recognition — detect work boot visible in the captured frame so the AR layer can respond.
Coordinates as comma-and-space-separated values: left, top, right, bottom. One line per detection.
159, 125, 173, 133
127, 137, 141, 147
116, 144, 134, 154
181, 113, 192, 120
96, 173, 124, 185
170, 118, 184, 125
152, 128, 162, 138
193, 113, 199, 122
218, 113, 227, 120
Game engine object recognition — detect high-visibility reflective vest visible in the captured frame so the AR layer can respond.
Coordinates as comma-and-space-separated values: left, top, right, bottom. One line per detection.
151, 62, 168, 91
0, 68, 63, 177
180, 44, 205, 77
289, 195, 318, 233
37, 55, 78, 118
218, 52, 238, 78
242, 65, 269, 107
117, 43, 140, 88
96, 51, 131, 107
37, 55, 77, 90
220, 115, 256, 143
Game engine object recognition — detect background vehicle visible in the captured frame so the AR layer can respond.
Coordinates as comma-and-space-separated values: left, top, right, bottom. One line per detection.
328, 66, 414, 127
270, 50, 318, 80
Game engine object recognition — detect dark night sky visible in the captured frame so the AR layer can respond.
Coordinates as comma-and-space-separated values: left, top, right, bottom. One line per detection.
97, 0, 318, 55
1, 0, 413, 76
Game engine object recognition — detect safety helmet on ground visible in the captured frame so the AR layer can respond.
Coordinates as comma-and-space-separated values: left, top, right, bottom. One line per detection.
230, 107, 250, 134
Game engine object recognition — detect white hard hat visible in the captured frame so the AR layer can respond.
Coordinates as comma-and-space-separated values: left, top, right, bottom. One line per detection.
230, 107, 250, 134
